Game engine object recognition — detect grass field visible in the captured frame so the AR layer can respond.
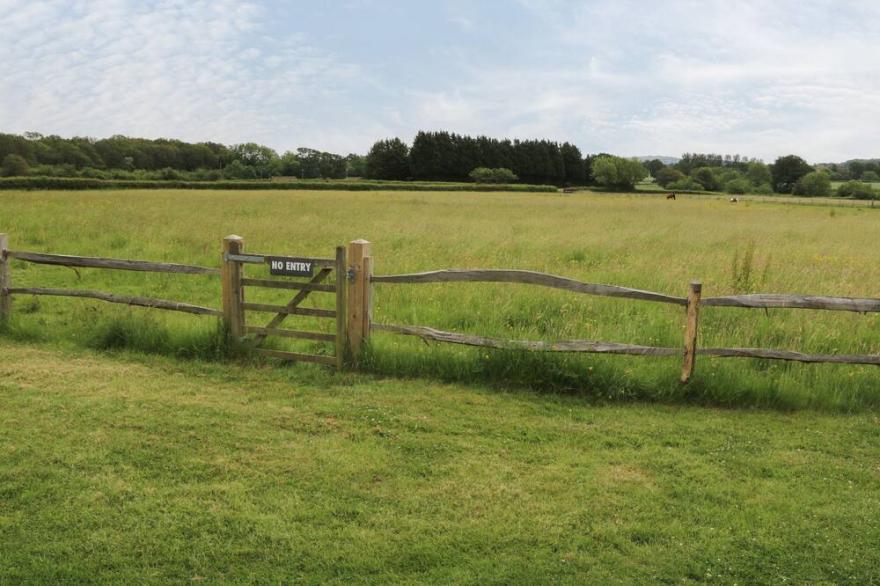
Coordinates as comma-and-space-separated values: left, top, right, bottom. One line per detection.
2, 189, 880, 410
832, 180, 880, 191
1, 341, 878, 583
2, 188, 880, 581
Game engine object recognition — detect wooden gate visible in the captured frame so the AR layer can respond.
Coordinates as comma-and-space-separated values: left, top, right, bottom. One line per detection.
221, 236, 346, 369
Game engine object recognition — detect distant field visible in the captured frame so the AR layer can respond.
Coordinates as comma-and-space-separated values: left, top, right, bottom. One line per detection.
831, 180, 880, 190
2, 188, 880, 410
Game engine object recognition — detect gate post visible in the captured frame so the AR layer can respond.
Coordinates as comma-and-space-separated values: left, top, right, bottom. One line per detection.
680, 281, 702, 383
335, 245, 347, 370
221, 235, 245, 338
347, 239, 372, 362
0, 234, 10, 323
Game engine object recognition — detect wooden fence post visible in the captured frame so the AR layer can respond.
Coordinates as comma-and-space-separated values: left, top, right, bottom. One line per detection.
681, 281, 702, 383
347, 239, 372, 362
221, 235, 245, 338
335, 245, 347, 370
0, 234, 10, 322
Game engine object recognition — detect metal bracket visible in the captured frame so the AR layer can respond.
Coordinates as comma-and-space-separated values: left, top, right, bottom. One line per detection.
347, 267, 357, 281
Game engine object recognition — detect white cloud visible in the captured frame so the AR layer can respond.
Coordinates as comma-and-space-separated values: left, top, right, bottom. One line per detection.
501, 0, 880, 161
0, 0, 375, 153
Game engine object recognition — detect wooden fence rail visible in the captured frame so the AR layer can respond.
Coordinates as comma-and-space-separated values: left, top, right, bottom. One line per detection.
701, 294, 880, 313
370, 265, 880, 381
372, 269, 687, 306
371, 323, 679, 356
0, 233, 348, 370
7, 251, 220, 275
6, 287, 221, 316
1, 238, 222, 320
2, 230, 879, 381
372, 325, 880, 366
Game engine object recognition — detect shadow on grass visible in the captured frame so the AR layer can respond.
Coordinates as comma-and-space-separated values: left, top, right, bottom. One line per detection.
81, 313, 254, 362
358, 340, 880, 413
3, 314, 879, 413
360, 341, 694, 403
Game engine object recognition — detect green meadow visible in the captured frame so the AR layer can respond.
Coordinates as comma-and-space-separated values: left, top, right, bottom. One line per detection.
2, 189, 880, 582
2, 189, 879, 410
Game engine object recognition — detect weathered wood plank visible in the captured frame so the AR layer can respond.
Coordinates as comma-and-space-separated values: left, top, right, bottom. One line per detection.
221, 235, 245, 337
8, 250, 220, 275
698, 347, 880, 365
253, 347, 337, 365
252, 268, 333, 345
347, 240, 372, 359
681, 282, 702, 383
371, 269, 687, 306
0, 234, 10, 321
243, 303, 336, 318
7, 287, 221, 316
240, 278, 335, 292
701, 294, 880, 313
335, 245, 347, 370
371, 323, 679, 356
245, 326, 335, 342
223, 253, 266, 264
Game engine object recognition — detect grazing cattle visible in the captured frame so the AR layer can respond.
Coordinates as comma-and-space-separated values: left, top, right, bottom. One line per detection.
729, 197, 738, 203
665, 192, 676, 200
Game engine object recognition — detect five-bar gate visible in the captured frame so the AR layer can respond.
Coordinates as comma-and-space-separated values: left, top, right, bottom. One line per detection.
221, 235, 347, 369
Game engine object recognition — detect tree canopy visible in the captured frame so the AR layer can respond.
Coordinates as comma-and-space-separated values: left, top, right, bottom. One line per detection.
771, 155, 813, 194
365, 138, 410, 180
590, 156, 647, 190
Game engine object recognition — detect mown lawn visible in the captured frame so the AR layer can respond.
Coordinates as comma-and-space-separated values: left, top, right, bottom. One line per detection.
1, 339, 878, 583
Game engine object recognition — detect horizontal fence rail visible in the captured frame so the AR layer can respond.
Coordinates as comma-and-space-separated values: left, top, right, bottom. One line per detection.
698, 347, 880, 365
370, 266, 880, 380
242, 303, 336, 318
373, 325, 880, 366
4, 231, 880, 380
8, 251, 220, 275
240, 278, 336, 292
701, 294, 880, 313
253, 348, 337, 366
7, 287, 221, 316
373, 269, 880, 314
372, 323, 679, 356
371, 269, 688, 306
244, 326, 336, 342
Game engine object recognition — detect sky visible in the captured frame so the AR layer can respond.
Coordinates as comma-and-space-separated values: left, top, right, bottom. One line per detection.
2, 0, 878, 162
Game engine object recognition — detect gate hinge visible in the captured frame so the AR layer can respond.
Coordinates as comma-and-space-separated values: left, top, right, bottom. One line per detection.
346, 267, 357, 281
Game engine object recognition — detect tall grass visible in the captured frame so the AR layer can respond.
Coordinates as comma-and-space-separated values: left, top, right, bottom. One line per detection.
2, 188, 879, 410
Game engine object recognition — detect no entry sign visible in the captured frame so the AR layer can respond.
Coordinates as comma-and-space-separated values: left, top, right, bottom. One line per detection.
268, 257, 314, 277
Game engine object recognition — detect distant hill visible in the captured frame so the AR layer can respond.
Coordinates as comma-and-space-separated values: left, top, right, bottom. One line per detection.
633, 155, 680, 165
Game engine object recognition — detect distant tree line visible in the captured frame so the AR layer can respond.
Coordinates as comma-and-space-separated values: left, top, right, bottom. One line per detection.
821, 159, 880, 182
0, 132, 365, 181
643, 153, 877, 200
1, 130, 876, 199
366, 131, 586, 186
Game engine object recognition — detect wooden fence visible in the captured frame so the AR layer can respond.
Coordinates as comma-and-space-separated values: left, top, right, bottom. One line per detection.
2, 233, 879, 381
0, 233, 349, 369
